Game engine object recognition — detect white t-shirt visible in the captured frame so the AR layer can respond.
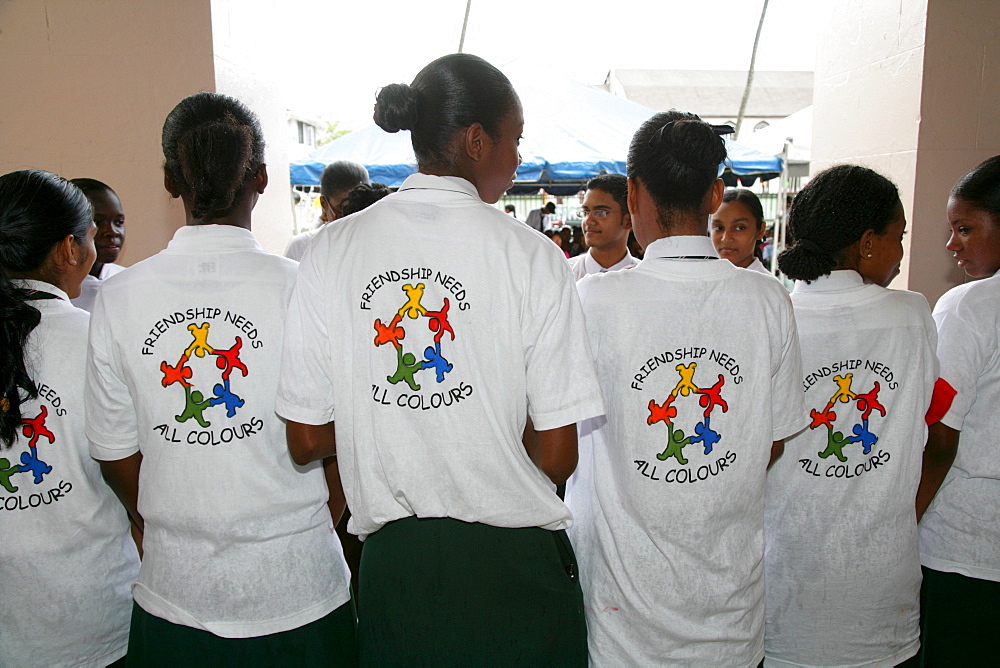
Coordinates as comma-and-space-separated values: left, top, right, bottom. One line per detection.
566, 248, 638, 281
85, 225, 350, 638
71, 262, 126, 313
283, 226, 322, 262
920, 273, 1000, 582
764, 271, 938, 667
747, 257, 772, 275
567, 235, 807, 667
1, 280, 139, 668
275, 173, 605, 540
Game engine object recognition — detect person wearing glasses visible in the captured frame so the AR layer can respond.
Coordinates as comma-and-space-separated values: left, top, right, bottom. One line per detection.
567, 174, 638, 280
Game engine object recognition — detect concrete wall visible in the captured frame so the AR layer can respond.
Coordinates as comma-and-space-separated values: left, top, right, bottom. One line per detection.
811, 0, 1000, 306
0, 0, 216, 265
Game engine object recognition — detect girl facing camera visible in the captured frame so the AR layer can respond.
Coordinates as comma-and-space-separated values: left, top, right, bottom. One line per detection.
711, 187, 770, 274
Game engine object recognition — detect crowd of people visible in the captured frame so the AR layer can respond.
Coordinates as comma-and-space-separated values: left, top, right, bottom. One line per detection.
1, 52, 998, 667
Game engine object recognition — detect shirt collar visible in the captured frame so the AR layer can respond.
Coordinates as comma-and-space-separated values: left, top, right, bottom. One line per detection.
584, 249, 638, 273
397, 173, 481, 200
13, 278, 70, 301
791, 269, 867, 294
643, 235, 720, 259
166, 225, 263, 253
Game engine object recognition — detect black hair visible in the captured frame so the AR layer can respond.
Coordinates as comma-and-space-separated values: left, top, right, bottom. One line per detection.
543, 201, 556, 214
373, 53, 519, 173
627, 110, 727, 231
162, 92, 265, 223
69, 177, 118, 200
0, 170, 93, 448
778, 164, 901, 282
721, 188, 766, 260
951, 155, 1000, 223
504, 204, 515, 212
342, 182, 391, 217
320, 161, 370, 200
587, 174, 628, 211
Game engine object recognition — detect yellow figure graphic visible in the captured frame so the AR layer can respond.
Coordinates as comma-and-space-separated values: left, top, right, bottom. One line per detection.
398, 283, 428, 320
830, 374, 856, 404
671, 363, 699, 397
185, 322, 215, 358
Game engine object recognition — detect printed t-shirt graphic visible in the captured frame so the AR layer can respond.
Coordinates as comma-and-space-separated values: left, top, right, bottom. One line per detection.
2, 403, 66, 503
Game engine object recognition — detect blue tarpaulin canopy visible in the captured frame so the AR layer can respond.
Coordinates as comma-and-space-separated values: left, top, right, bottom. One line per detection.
290, 67, 782, 189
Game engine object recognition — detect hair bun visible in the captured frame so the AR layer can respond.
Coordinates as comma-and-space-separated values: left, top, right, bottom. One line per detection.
666, 120, 727, 168
374, 83, 420, 133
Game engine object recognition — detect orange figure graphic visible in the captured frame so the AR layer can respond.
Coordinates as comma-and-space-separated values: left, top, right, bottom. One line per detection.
374, 314, 405, 348
647, 395, 678, 426
161, 354, 193, 388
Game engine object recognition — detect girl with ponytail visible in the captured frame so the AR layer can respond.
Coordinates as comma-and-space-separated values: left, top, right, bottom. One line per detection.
765, 165, 938, 666
0, 169, 139, 667
85, 92, 356, 665
565, 111, 807, 665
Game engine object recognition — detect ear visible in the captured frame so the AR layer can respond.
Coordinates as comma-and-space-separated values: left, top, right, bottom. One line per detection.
254, 164, 268, 194
622, 210, 632, 231
50, 234, 78, 269
163, 168, 182, 198
463, 123, 487, 162
627, 177, 639, 218
859, 228, 877, 259
707, 179, 725, 214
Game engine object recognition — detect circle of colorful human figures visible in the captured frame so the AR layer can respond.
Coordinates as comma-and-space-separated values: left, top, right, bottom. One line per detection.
808, 373, 884, 462
646, 363, 729, 465
373, 283, 455, 390
159, 323, 249, 428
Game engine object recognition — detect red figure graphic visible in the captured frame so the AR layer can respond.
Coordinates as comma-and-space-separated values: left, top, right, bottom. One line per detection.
161, 354, 193, 388
696, 374, 728, 418
424, 298, 455, 344
21, 405, 55, 449
809, 402, 837, 430
855, 382, 886, 421
647, 395, 678, 426
213, 337, 248, 381
373, 314, 405, 348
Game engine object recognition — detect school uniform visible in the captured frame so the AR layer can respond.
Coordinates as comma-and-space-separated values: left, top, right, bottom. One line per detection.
275, 173, 605, 665
283, 226, 322, 262
71, 262, 126, 312
566, 235, 807, 667
566, 248, 638, 280
1, 280, 139, 668
919, 273, 1000, 662
747, 257, 772, 275
85, 225, 353, 661
764, 270, 938, 667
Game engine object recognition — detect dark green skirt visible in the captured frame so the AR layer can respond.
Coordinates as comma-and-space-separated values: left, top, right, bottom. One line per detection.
357, 516, 587, 667
126, 598, 357, 667
919, 566, 1000, 666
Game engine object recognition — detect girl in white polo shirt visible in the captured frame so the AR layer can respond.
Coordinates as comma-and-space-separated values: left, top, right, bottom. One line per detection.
0, 169, 139, 667
917, 155, 1000, 664
85, 93, 355, 665
276, 53, 605, 665
566, 111, 807, 666
765, 165, 938, 667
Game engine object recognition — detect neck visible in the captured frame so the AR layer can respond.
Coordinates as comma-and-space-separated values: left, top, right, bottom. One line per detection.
589, 245, 628, 269
183, 195, 254, 230
89, 261, 105, 278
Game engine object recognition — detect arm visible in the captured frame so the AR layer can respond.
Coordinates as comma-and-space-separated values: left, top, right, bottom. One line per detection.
286, 420, 336, 466
523, 417, 578, 485
323, 455, 347, 525
768, 439, 785, 470
99, 451, 144, 534
915, 422, 960, 521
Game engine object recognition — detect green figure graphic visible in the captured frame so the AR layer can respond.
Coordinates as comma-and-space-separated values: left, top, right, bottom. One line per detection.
657, 423, 691, 465
387, 346, 423, 391
176, 386, 212, 428
818, 428, 851, 462
0, 457, 20, 493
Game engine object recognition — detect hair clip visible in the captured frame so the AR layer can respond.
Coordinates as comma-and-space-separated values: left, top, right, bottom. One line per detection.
711, 124, 735, 136
648, 120, 677, 148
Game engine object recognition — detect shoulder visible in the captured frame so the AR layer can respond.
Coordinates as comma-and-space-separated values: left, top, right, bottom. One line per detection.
935, 277, 998, 318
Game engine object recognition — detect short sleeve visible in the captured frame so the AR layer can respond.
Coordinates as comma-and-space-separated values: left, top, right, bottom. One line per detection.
275, 244, 337, 425
770, 295, 808, 441
85, 289, 140, 460
934, 294, 990, 430
522, 266, 605, 431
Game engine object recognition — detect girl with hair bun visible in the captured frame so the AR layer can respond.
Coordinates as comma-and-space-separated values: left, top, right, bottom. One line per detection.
85, 92, 356, 665
276, 54, 603, 665
765, 164, 938, 666
711, 187, 770, 273
0, 169, 140, 667
565, 110, 807, 666
917, 155, 1000, 664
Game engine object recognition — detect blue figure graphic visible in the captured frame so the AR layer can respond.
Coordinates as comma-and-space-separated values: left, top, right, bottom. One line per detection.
848, 419, 878, 455
17, 447, 52, 484
421, 343, 453, 383
209, 378, 245, 418
688, 417, 722, 456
